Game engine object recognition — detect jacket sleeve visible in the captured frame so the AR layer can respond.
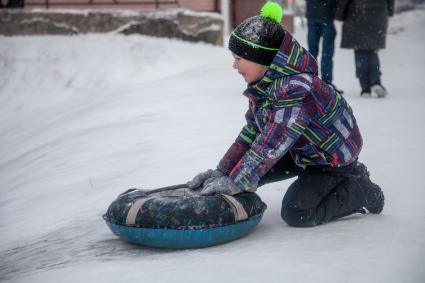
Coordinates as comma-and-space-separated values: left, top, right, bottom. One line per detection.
217, 108, 259, 174
335, 0, 352, 21
229, 84, 316, 191
387, 0, 395, 17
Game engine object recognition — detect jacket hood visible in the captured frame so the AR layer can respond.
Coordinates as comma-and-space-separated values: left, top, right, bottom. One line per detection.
251, 30, 318, 95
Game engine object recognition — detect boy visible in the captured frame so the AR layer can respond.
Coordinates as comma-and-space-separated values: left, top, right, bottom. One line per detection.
188, 2, 384, 227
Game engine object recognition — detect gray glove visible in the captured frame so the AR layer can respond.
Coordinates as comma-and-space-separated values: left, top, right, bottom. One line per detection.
199, 176, 243, 195
187, 169, 224, 190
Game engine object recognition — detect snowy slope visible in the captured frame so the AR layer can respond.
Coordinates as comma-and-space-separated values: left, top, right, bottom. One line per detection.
0, 8, 425, 283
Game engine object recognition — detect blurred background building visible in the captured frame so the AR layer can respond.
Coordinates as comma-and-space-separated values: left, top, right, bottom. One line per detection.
0, 0, 299, 32
1, 0, 423, 42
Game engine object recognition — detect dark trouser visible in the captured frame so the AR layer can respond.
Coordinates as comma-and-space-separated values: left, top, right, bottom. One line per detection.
259, 155, 371, 227
307, 20, 336, 84
354, 49, 382, 91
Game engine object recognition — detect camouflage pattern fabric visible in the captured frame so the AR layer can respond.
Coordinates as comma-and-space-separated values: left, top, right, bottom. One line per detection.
104, 189, 267, 230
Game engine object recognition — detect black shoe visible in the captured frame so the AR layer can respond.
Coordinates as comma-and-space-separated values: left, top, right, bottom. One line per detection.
353, 162, 385, 214
360, 89, 371, 97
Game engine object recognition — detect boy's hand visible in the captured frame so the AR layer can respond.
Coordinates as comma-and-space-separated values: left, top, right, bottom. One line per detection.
200, 176, 243, 195
187, 169, 224, 190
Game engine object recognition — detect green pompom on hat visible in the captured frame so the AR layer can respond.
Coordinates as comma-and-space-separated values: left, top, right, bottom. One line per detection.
260, 1, 283, 23
229, 1, 285, 66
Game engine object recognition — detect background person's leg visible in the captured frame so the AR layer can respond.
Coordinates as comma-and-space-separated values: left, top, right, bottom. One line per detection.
368, 50, 387, 97
320, 21, 336, 84
307, 21, 321, 59
368, 50, 382, 85
354, 50, 371, 94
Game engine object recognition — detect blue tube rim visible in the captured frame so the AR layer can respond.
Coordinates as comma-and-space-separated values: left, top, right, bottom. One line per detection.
103, 211, 266, 230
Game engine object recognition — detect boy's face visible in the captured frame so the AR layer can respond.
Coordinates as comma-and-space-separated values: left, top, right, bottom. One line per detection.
232, 54, 268, 84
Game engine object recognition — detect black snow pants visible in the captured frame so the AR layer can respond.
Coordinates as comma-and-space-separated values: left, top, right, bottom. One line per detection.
258, 154, 372, 227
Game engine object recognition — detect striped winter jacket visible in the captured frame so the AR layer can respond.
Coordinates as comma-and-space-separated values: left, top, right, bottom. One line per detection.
218, 31, 363, 191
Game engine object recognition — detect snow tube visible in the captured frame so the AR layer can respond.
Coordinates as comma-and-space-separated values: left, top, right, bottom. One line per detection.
103, 186, 267, 249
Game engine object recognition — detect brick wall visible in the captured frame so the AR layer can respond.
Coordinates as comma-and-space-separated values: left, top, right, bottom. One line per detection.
178, 0, 217, 11
0, 8, 224, 45
22, 0, 218, 10
6, 0, 294, 33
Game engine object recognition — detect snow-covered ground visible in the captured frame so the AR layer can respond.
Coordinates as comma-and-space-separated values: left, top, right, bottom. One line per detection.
1, 8, 425, 283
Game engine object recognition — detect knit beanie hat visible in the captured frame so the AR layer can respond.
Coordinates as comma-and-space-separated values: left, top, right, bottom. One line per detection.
229, 2, 285, 66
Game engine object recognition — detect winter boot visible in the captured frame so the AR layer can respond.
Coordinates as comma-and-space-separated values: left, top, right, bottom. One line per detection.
360, 89, 371, 97
371, 84, 388, 98
363, 182, 385, 214
353, 162, 385, 214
